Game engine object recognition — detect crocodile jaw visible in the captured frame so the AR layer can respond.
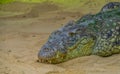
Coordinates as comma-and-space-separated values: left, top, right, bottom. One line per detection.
38, 36, 95, 64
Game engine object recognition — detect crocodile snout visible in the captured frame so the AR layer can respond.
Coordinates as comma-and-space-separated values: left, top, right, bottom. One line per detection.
38, 45, 56, 59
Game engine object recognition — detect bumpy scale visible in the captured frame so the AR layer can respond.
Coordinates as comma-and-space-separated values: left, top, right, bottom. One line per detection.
38, 2, 120, 64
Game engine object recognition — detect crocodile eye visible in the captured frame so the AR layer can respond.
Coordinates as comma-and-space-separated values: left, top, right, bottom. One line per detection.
68, 32, 76, 37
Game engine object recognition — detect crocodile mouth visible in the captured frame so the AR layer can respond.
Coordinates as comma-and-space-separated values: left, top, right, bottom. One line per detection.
38, 56, 66, 64
38, 52, 66, 64
38, 45, 67, 64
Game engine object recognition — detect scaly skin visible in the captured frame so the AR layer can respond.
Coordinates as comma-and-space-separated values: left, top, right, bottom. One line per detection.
101, 2, 120, 12
38, 2, 120, 64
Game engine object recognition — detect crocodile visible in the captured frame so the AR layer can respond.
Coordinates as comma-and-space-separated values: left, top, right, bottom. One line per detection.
38, 2, 120, 64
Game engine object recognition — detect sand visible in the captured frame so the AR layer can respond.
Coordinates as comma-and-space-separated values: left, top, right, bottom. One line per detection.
0, 2, 120, 74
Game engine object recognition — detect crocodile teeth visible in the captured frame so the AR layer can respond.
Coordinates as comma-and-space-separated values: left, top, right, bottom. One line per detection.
40, 59, 45, 63
39, 59, 49, 63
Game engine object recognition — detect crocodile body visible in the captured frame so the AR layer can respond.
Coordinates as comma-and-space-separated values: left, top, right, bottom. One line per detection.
38, 2, 120, 64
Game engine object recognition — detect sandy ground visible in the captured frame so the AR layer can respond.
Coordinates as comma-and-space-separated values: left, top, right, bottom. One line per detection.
0, 2, 120, 74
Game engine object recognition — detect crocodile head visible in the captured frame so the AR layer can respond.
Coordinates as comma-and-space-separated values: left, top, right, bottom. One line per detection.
38, 21, 95, 64
38, 2, 120, 64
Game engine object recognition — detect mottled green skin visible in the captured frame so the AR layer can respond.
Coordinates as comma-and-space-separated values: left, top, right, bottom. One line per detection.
38, 3, 120, 64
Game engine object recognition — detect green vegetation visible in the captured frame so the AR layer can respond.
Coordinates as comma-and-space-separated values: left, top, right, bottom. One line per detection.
0, 0, 84, 7
1, 0, 120, 17
21, 0, 83, 7
0, 0, 15, 4
1, 0, 120, 13
1, 0, 120, 8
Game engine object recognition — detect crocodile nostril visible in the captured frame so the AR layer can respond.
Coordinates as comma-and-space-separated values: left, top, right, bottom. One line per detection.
43, 48, 50, 52
38, 46, 57, 59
